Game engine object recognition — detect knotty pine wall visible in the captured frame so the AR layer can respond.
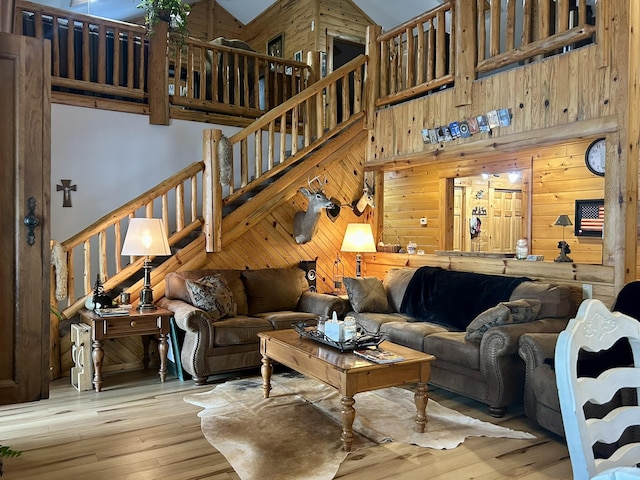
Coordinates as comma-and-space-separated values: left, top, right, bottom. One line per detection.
382, 139, 605, 264
369, 42, 626, 268
368, 46, 612, 163
186, 0, 245, 41
242, 0, 373, 60
201, 132, 370, 294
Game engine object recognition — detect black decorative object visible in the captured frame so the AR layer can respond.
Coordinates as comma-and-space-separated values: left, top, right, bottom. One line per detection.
92, 275, 113, 309
292, 322, 386, 352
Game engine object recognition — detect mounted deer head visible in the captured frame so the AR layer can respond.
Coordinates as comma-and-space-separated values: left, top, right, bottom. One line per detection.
293, 176, 334, 244
353, 179, 375, 216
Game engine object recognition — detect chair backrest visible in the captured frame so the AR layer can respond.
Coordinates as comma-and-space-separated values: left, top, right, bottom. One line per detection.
555, 299, 640, 480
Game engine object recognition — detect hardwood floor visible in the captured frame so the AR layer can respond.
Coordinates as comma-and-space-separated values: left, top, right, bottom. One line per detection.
0, 369, 572, 479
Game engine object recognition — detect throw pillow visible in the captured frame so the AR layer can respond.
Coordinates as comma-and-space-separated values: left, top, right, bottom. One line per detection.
502, 298, 542, 323
185, 275, 237, 321
344, 276, 391, 313
465, 303, 512, 343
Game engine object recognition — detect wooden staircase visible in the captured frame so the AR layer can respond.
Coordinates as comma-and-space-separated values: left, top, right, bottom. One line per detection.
49, 53, 371, 377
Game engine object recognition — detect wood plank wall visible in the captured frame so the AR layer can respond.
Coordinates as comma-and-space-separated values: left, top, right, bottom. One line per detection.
382, 139, 605, 264
201, 133, 371, 293
368, 46, 613, 163
187, 0, 245, 41
361, 252, 616, 310
242, 0, 373, 60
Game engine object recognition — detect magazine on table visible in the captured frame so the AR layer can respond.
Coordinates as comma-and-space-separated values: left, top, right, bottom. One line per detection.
354, 348, 404, 364
95, 307, 131, 317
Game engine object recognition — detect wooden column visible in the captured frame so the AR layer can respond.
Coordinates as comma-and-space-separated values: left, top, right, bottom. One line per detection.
203, 129, 222, 252
148, 21, 169, 125
307, 51, 321, 140
603, 0, 639, 288
0, 0, 15, 33
364, 25, 381, 130
454, 0, 476, 107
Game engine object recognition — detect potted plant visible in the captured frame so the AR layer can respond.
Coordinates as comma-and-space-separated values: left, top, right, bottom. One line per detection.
0, 445, 22, 477
137, 0, 191, 36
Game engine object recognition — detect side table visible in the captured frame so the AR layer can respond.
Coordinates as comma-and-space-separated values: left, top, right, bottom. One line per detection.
79, 307, 173, 392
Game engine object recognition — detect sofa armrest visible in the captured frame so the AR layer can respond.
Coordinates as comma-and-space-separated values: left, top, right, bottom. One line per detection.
156, 297, 216, 381
478, 317, 568, 412
480, 317, 569, 358
297, 291, 350, 317
518, 332, 558, 369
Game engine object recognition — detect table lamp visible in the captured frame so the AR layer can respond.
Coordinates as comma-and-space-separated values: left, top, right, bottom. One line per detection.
121, 218, 171, 310
340, 223, 377, 277
554, 214, 573, 263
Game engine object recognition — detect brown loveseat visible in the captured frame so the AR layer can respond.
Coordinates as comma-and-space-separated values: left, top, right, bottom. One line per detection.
157, 267, 350, 385
343, 266, 575, 417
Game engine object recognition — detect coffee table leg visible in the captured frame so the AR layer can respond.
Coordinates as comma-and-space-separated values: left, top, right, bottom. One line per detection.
414, 382, 429, 432
261, 355, 272, 398
341, 396, 355, 452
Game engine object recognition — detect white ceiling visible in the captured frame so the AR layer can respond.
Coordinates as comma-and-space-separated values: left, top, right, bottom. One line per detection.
28, 0, 443, 32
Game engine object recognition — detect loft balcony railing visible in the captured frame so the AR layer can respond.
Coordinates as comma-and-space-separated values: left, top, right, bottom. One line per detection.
166, 34, 312, 119
374, 0, 597, 108
15, 0, 148, 102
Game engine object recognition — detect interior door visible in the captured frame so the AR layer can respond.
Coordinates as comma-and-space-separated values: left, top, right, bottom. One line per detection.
488, 189, 522, 253
0, 32, 51, 405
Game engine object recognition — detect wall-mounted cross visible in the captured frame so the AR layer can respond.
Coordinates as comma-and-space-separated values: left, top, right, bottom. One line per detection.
56, 179, 76, 207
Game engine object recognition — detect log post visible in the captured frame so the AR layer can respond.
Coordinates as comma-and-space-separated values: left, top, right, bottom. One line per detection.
603, 0, 639, 287
203, 129, 222, 252
454, 0, 476, 107
0, 0, 15, 34
307, 51, 321, 140
148, 20, 169, 125
364, 25, 381, 130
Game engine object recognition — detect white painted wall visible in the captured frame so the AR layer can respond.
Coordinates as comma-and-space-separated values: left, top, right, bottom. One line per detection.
50, 104, 241, 242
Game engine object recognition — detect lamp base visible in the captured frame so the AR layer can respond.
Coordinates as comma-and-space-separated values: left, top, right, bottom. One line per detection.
138, 259, 157, 310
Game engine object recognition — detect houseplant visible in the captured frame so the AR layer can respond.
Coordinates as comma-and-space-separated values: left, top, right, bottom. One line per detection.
137, 0, 191, 36
0, 445, 22, 477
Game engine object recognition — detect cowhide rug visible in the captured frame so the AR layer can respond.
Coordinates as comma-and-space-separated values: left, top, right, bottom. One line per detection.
184, 372, 535, 480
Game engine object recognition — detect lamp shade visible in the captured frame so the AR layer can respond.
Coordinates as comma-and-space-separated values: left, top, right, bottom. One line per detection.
340, 223, 377, 253
121, 218, 171, 257
554, 214, 573, 227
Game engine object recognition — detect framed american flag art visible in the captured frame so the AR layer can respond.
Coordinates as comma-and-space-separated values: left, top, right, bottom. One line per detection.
575, 199, 604, 237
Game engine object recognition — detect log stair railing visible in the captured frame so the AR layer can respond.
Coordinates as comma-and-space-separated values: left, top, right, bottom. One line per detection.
49, 52, 371, 378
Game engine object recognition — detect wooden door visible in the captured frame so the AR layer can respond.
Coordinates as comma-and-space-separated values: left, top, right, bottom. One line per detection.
0, 33, 51, 405
488, 189, 522, 253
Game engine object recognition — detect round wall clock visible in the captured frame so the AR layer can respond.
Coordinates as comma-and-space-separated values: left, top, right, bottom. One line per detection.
585, 137, 605, 176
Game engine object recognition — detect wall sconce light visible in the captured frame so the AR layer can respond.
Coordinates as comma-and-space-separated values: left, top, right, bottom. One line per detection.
340, 223, 377, 277
121, 218, 171, 310
554, 214, 573, 263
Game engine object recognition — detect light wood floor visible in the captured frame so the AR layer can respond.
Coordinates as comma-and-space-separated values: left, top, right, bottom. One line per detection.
0, 369, 572, 480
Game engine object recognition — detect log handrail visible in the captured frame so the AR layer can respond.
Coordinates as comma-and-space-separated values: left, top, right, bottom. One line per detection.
376, 1, 455, 107
53, 160, 211, 320
216, 55, 367, 208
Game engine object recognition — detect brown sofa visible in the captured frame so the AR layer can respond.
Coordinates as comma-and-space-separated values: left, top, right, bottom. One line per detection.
157, 267, 350, 385
344, 266, 575, 417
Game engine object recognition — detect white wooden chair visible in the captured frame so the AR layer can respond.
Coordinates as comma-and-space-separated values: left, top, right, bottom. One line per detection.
555, 299, 640, 480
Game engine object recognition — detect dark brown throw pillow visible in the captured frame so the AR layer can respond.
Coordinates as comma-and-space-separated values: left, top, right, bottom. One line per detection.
344, 276, 391, 313
502, 298, 542, 323
465, 304, 513, 342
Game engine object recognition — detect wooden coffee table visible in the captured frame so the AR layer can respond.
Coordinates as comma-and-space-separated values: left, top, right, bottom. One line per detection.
258, 329, 435, 451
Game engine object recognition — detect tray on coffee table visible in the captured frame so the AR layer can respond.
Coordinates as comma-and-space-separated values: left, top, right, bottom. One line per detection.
291, 321, 386, 352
